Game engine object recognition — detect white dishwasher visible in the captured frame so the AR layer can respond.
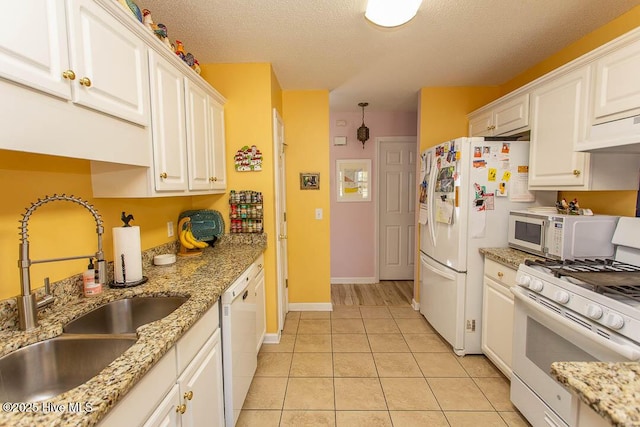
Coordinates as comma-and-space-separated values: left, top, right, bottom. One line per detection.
221, 264, 257, 427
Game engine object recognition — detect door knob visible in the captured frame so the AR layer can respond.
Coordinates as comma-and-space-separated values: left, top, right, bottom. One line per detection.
62, 70, 76, 80
79, 77, 92, 87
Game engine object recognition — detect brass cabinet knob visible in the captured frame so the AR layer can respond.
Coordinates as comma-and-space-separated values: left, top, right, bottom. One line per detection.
497, 271, 504, 279
160, 172, 168, 179
79, 77, 92, 87
176, 404, 186, 414
573, 170, 581, 177
278, 234, 287, 240
184, 391, 194, 401
209, 177, 217, 182
62, 70, 76, 80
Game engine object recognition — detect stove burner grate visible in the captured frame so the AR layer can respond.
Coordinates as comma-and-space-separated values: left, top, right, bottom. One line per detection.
524, 258, 640, 301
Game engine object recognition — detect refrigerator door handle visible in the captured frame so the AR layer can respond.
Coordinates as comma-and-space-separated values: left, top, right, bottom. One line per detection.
427, 158, 438, 247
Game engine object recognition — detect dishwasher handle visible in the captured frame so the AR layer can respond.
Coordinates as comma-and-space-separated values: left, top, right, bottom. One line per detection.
242, 290, 249, 300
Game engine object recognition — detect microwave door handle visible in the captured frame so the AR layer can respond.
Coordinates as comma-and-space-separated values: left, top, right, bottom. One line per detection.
540, 220, 547, 254
513, 289, 640, 361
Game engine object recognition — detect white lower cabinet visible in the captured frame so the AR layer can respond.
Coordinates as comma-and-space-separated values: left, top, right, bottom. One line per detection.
481, 259, 517, 379
98, 302, 223, 427
254, 266, 266, 352
145, 331, 224, 427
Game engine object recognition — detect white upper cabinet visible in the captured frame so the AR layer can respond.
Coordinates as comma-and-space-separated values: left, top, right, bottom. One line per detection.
0, 1, 71, 100
68, 0, 149, 126
528, 67, 591, 189
209, 99, 227, 191
0, 0, 149, 126
149, 50, 189, 192
468, 93, 529, 137
592, 37, 640, 124
529, 66, 640, 191
185, 80, 214, 191
0, 0, 151, 166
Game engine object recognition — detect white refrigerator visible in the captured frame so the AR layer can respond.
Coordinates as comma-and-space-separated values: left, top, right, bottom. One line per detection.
418, 137, 553, 356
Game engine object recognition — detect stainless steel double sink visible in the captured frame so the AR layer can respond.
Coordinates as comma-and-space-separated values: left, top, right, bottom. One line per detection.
0, 296, 188, 402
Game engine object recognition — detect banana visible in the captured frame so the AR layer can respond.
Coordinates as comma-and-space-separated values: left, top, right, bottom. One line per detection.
185, 228, 208, 249
179, 229, 195, 249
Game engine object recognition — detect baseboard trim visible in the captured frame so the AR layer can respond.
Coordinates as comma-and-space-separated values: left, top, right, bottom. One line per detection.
262, 332, 281, 344
412, 298, 420, 311
331, 277, 377, 284
288, 302, 334, 311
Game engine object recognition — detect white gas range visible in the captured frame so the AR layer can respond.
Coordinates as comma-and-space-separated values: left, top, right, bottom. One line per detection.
510, 217, 640, 427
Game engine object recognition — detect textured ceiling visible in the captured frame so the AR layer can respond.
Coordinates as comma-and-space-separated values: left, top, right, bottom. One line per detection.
137, 0, 640, 112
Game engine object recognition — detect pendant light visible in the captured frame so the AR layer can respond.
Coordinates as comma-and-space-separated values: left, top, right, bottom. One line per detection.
365, 0, 422, 28
357, 102, 369, 149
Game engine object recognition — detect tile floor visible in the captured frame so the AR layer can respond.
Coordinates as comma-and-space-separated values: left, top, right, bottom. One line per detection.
238, 305, 530, 426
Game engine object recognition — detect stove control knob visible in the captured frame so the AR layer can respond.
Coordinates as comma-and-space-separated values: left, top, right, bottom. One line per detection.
585, 304, 603, 320
553, 291, 570, 304
604, 313, 625, 330
517, 275, 531, 287
530, 279, 544, 292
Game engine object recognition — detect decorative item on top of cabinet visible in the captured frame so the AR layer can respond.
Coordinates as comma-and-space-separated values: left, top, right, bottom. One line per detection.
229, 191, 264, 233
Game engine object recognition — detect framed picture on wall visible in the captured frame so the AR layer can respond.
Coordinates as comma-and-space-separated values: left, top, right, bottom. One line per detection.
300, 172, 320, 190
336, 159, 371, 202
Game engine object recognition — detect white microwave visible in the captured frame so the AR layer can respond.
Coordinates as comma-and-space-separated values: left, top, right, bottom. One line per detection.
508, 210, 620, 260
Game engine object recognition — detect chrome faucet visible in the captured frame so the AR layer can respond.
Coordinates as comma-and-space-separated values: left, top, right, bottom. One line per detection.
17, 194, 106, 330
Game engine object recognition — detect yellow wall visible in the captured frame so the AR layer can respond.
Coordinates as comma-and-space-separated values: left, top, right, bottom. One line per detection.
419, 86, 501, 151
282, 91, 331, 304
200, 63, 282, 333
0, 150, 194, 300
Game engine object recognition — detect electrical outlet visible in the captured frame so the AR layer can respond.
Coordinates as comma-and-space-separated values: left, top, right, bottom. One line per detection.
167, 221, 174, 237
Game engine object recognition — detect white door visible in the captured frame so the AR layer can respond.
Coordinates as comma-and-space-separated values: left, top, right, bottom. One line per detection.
273, 109, 289, 332
185, 80, 212, 191
379, 137, 416, 280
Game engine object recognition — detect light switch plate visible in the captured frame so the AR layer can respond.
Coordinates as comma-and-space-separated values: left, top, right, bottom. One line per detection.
315, 208, 323, 220
167, 221, 174, 237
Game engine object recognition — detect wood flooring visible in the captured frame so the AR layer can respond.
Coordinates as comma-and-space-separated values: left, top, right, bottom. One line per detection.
331, 280, 414, 306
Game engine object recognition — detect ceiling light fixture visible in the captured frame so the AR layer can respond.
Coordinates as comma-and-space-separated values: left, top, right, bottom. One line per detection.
365, 0, 423, 28
357, 102, 370, 149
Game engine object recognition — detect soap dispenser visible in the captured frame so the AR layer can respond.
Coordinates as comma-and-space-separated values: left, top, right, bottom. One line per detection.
83, 258, 102, 296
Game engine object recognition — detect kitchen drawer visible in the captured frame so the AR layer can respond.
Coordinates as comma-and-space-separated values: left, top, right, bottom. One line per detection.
176, 301, 219, 374
484, 259, 517, 287
248, 254, 265, 280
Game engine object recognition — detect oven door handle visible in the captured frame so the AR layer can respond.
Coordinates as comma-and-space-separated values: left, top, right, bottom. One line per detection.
513, 289, 640, 361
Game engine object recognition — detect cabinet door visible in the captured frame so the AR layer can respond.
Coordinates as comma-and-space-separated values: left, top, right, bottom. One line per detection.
185, 80, 214, 191
149, 51, 188, 192
0, 0, 71, 100
481, 276, 514, 379
529, 67, 590, 188
142, 384, 180, 427
468, 110, 493, 137
209, 98, 227, 190
178, 330, 224, 427
68, 0, 149, 126
255, 270, 266, 352
493, 93, 529, 135
592, 38, 640, 124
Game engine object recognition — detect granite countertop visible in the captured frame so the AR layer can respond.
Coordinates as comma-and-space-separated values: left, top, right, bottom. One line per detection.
479, 247, 545, 270
0, 235, 266, 427
552, 362, 640, 426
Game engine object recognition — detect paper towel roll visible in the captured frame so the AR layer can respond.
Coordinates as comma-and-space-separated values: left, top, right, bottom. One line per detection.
113, 226, 143, 284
